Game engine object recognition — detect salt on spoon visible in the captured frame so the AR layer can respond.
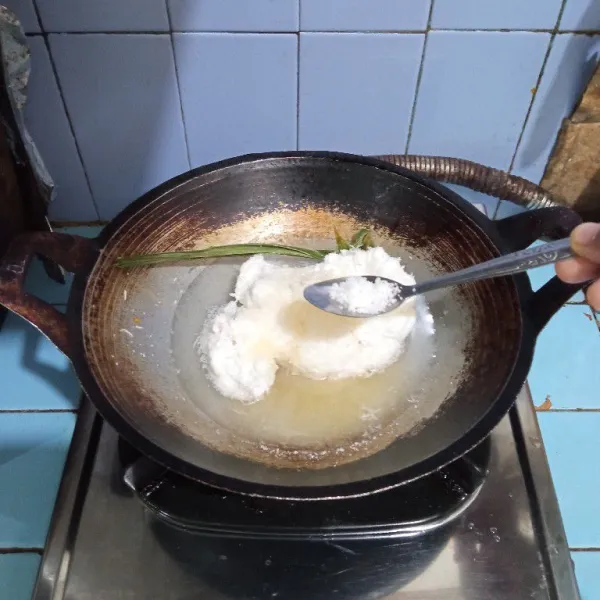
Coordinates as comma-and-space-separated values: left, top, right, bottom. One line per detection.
304, 237, 574, 318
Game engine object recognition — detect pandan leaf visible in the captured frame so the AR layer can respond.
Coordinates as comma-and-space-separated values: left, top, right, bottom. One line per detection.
334, 228, 350, 251
117, 243, 329, 268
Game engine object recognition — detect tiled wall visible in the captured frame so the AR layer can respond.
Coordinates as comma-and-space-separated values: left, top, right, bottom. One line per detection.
6, 0, 600, 223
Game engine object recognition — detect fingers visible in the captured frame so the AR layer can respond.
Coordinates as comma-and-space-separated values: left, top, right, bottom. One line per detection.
587, 280, 600, 311
554, 223, 600, 311
571, 222, 600, 263
555, 256, 600, 284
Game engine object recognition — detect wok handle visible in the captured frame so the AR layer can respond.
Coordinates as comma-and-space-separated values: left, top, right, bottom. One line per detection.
0, 232, 97, 356
494, 206, 584, 333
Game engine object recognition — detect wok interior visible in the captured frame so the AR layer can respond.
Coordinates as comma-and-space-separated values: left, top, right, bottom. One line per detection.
83, 157, 522, 487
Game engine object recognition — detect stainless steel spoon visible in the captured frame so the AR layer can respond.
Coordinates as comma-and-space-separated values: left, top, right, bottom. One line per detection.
304, 238, 573, 318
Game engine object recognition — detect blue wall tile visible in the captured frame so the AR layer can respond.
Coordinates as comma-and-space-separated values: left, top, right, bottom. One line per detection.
49, 34, 189, 220
300, 0, 430, 32
4, 0, 41, 32
0, 314, 80, 411
299, 33, 423, 154
35, 0, 169, 32
431, 0, 562, 30
0, 554, 40, 600
0, 412, 75, 547
529, 306, 599, 410
24, 37, 98, 221
512, 34, 600, 184
409, 31, 550, 170
560, 0, 600, 31
572, 553, 600, 599
169, 0, 299, 32
537, 413, 600, 548
174, 33, 297, 167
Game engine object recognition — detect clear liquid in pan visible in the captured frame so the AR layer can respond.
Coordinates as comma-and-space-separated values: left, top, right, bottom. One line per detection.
171, 251, 437, 450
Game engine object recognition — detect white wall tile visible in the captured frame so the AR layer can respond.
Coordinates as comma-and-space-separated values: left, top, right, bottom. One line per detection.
299, 33, 424, 154
24, 37, 97, 220
169, 0, 298, 32
409, 31, 550, 170
174, 33, 297, 166
49, 34, 189, 220
512, 34, 600, 183
300, 0, 430, 31
559, 0, 600, 31
36, 0, 169, 32
3, 0, 41, 32
432, 0, 562, 30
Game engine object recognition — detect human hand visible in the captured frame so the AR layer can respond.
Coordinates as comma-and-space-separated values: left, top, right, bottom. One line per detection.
555, 222, 600, 310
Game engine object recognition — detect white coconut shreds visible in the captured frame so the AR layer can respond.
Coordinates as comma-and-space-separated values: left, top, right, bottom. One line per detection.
195, 247, 431, 404
328, 276, 398, 315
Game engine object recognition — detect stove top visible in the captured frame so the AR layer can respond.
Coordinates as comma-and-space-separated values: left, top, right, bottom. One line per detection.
33, 387, 579, 600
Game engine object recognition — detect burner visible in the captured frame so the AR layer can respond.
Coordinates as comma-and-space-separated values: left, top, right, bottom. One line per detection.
118, 436, 490, 538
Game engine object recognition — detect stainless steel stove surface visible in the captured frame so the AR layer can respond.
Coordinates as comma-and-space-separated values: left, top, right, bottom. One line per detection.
33, 387, 579, 600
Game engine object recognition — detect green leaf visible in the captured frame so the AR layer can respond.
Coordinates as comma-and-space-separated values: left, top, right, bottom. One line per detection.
361, 231, 375, 249
116, 243, 330, 268
334, 228, 350, 251
350, 229, 369, 248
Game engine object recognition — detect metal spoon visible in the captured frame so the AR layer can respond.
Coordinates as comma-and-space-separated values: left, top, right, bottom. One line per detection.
304, 238, 573, 318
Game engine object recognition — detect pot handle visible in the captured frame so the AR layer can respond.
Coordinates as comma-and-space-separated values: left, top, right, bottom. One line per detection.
494, 206, 584, 333
0, 232, 98, 357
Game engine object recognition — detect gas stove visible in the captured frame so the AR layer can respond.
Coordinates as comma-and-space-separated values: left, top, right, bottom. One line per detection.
32, 386, 578, 600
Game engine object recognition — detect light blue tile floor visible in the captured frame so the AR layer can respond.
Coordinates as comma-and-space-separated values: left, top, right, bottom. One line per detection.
0, 224, 598, 598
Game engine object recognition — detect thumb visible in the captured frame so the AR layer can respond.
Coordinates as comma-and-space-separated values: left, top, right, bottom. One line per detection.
570, 222, 600, 264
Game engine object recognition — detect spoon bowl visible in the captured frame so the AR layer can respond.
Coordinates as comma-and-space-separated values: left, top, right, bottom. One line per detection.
304, 238, 573, 318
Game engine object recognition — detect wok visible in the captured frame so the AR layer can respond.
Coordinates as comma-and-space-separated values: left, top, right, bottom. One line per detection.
0, 152, 582, 499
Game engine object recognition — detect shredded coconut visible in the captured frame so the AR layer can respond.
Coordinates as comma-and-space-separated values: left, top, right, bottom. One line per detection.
195, 247, 430, 404
328, 276, 398, 315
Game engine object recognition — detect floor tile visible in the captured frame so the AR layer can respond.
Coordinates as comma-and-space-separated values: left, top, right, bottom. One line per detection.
572, 553, 600, 599
0, 554, 41, 600
57, 225, 104, 238
0, 412, 76, 547
299, 32, 424, 154
169, 0, 299, 32
36, 0, 169, 32
538, 413, 600, 548
25, 37, 98, 222
3, 0, 41, 32
530, 305, 598, 410
440, 183, 499, 218
512, 34, 600, 184
49, 34, 189, 220
431, 0, 562, 30
559, 0, 600, 31
24, 225, 102, 304
24, 257, 72, 305
300, 0, 430, 31
0, 314, 80, 411
174, 33, 297, 167
408, 31, 550, 170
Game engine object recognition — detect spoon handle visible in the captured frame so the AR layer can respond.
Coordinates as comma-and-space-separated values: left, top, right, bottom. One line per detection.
414, 238, 573, 295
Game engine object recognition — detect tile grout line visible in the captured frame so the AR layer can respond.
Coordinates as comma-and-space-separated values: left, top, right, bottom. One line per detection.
296, 1, 301, 151
404, 0, 435, 154
492, 0, 568, 221
0, 548, 43, 554
506, 0, 568, 175
25, 29, 600, 35
40, 34, 102, 221
165, 1, 192, 171
539, 408, 600, 413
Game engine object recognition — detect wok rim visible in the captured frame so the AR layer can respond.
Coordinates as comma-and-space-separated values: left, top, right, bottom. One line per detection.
66, 151, 537, 500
